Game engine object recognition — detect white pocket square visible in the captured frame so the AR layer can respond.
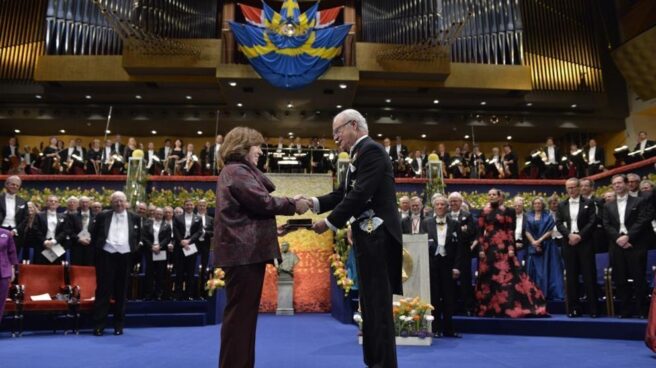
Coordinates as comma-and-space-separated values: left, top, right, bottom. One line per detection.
349, 164, 356, 172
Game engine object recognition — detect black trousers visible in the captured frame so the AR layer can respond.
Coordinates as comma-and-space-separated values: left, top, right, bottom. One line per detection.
175, 248, 197, 298
352, 226, 397, 368
457, 256, 474, 313
610, 244, 648, 316
197, 240, 211, 297
429, 254, 456, 334
219, 262, 266, 368
144, 252, 167, 299
93, 250, 131, 330
70, 243, 94, 266
562, 239, 598, 314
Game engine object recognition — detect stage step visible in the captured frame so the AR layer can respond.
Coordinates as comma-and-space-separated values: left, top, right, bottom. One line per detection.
454, 314, 647, 340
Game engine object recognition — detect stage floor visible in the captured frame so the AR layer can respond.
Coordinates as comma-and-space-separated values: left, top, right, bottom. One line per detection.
0, 314, 653, 368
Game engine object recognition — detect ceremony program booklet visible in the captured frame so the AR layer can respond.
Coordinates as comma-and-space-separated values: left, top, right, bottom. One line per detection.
41, 243, 66, 263
183, 243, 198, 257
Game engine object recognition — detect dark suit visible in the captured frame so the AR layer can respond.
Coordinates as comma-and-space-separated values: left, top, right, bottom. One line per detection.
1, 145, 19, 173
316, 136, 401, 368
389, 144, 408, 162
196, 213, 213, 298
421, 216, 462, 335
603, 195, 654, 316
502, 152, 518, 178
585, 196, 609, 253
34, 211, 67, 264
66, 211, 95, 266
173, 213, 202, 299
91, 210, 141, 331
449, 210, 476, 313
401, 214, 424, 235
586, 147, 605, 175
142, 220, 172, 299
556, 197, 598, 315
633, 140, 656, 154
0, 193, 27, 259
543, 145, 560, 178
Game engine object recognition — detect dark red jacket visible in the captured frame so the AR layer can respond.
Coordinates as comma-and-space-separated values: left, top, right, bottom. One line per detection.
213, 159, 295, 267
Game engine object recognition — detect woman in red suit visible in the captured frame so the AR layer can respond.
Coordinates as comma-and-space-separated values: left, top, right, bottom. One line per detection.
213, 127, 308, 368
0, 227, 18, 323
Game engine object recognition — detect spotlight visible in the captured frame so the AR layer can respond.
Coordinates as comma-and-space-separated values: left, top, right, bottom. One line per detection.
14, 129, 21, 133
151, 130, 157, 135
421, 134, 427, 138
507, 135, 512, 140
135, 95, 142, 100
526, 102, 533, 107
464, 135, 470, 139
339, 83, 347, 89
385, 99, 391, 103
228, 82, 237, 87
59, 129, 66, 133
433, 99, 439, 104
336, 105, 342, 109
480, 101, 486, 105
35, 95, 42, 99
186, 95, 192, 100
85, 95, 92, 100
237, 103, 243, 107
197, 130, 203, 135
571, 104, 577, 108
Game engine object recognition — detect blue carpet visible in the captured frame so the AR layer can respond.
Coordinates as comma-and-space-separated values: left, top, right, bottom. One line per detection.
1, 314, 654, 368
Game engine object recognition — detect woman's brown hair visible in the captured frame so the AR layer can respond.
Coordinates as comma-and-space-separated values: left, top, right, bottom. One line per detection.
218, 126, 264, 168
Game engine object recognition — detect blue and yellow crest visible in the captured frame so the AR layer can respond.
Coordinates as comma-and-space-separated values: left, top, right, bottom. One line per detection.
230, 0, 351, 89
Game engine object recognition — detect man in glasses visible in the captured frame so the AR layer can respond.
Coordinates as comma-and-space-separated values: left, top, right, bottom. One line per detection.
301, 109, 402, 368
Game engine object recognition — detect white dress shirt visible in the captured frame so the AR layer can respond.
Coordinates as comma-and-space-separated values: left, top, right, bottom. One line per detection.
104, 147, 112, 162
588, 147, 597, 164
640, 140, 647, 153
2, 193, 16, 228
147, 149, 155, 167
435, 217, 447, 256
80, 210, 90, 232
184, 213, 193, 238
616, 195, 629, 234
46, 210, 58, 240
153, 221, 161, 245
396, 144, 402, 157
104, 211, 130, 254
569, 197, 580, 233
515, 214, 524, 241
164, 146, 171, 158
547, 146, 556, 164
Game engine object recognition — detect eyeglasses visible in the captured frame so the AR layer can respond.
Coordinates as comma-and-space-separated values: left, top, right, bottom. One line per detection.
333, 120, 355, 136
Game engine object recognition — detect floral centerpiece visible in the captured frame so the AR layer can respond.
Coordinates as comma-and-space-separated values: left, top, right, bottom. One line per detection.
353, 297, 435, 339
205, 268, 226, 296
330, 228, 354, 296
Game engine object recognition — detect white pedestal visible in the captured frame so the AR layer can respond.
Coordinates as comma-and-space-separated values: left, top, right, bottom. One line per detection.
276, 279, 294, 316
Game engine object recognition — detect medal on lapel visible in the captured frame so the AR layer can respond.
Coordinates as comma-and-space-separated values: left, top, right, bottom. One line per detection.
366, 218, 374, 234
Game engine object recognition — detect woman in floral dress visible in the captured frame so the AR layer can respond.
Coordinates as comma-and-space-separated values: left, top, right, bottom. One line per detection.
474, 189, 548, 317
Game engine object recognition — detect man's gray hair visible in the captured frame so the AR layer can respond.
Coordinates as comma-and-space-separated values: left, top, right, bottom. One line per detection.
447, 192, 463, 201
110, 191, 127, 201
336, 109, 368, 133
431, 193, 448, 206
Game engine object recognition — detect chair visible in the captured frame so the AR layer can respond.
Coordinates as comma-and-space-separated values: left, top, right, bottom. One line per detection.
18, 264, 77, 335
68, 265, 97, 311
68, 265, 97, 334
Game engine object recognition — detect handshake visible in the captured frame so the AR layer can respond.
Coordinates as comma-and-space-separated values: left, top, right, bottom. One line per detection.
277, 195, 330, 236
293, 194, 313, 215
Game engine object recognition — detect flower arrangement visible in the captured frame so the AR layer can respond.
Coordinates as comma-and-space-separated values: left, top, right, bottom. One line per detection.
330, 228, 354, 296
353, 297, 435, 338
205, 268, 226, 296
393, 297, 434, 338
19, 186, 217, 208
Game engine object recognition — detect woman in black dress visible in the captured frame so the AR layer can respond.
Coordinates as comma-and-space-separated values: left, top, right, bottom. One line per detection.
474, 188, 548, 317
168, 139, 184, 175
40, 136, 61, 174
